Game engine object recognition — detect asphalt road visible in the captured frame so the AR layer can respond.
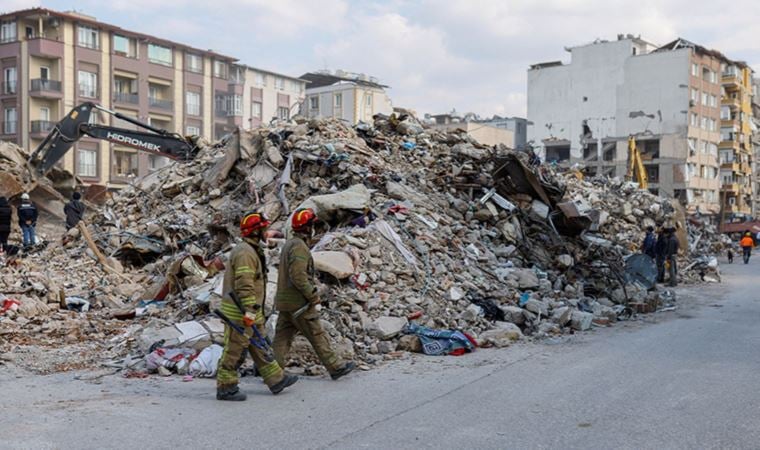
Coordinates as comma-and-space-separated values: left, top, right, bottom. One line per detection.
1, 257, 759, 449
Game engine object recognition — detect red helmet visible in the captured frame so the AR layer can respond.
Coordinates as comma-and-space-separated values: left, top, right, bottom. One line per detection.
240, 212, 270, 237
292, 208, 317, 231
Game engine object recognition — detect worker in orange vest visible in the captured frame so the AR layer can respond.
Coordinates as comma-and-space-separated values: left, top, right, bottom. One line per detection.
740, 231, 755, 264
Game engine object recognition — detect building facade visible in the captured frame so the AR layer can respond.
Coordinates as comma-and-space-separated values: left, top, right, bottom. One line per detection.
527, 36, 755, 220
300, 70, 393, 124
477, 116, 529, 149
0, 8, 305, 189
237, 64, 305, 129
426, 113, 516, 147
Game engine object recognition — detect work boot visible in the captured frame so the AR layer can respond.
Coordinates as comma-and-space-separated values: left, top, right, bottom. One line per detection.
216, 386, 247, 401
269, 374, 298, 395
330, 361, 356, 381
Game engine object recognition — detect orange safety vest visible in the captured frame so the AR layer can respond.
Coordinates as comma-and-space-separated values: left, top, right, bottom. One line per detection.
740, 236, 754, 248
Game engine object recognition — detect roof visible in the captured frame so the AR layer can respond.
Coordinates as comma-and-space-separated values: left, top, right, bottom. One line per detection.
300, 72, 388, 89
656, 38, 749, 69
236, 64, 308, 83
0, 7, 237, 61
529, 61, 563, 70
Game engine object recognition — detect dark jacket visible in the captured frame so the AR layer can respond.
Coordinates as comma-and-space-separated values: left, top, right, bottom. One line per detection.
655, 233, 667, 260
64, 199, 86, 229
664, 234, 679, 258
642, 232, 656, 258
0, 198, 11, 233
17, 201, 38, 227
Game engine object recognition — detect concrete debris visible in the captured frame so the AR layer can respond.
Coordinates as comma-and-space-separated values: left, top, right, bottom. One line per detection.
0, 112, 727, 374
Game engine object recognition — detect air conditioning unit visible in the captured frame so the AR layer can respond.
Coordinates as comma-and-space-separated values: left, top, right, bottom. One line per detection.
689, 100, 696, 107
47, 18, 60, 28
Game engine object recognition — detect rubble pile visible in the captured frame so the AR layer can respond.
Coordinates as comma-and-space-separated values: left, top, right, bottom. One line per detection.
0, 114, 725, 374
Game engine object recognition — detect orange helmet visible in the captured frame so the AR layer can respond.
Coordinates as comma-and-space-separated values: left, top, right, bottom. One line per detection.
240, 211, 270, 237
292, 208, 317, 231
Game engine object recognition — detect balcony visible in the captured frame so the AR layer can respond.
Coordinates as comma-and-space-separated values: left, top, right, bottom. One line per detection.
114, 92, 139, 105
149, 97, 173, 110
721, 161, 739, 172
722, 96, 741, 109
27, 38, 64, 58
30, 120, 55, 137
722, 182, 740, 192
29, 79, 62, 98
721, 117, 739, 128
1, 80, 16, 96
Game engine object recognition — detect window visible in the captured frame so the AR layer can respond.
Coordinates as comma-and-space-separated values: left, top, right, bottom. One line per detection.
702, 92, 708, 106
148, 44, 172, 66
3, 107, 16, 134
251, 101, 262, 119
213, 60, 227, 78
700, 140, 707, 154
224, 94, 242, 116
186, 125, 200, 136
186, 53, 202, 73
77, 25, 99, 49
709, 118, 716, 131
40, 66, 49, 80
148, 155, 170, 171
709, 94, 717, 107
691, 63, 699, 77
721, 106, 731, 120
691, 88, 698, 103
701, 116, 707, 130
691, 113, 698, 127
113, 35, 136, 58
255, 72, 266, 87
366, 94, 372, 107
77, 149, 97, 177
78, 70, 97, 98
309, 96, 319, 110
278, 106, 289, 120
334, 93, 342, 108
112, 150, 139, 178
275, 77, 284, 90
186, 91, 201, 116
3, 67, 16, 94
25, 26, 33, 39
39, 107, 49, 122
0, 20, 16, 43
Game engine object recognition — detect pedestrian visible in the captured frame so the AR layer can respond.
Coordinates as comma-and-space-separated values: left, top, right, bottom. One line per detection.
272, 208, 356, 380
17, 193, 38, 248
655, 226, 667, 283
63, 192, 86, 230
216, 211, 298, 401
727, 247, 734, 264
664, 227, 679, 287
641, 225, 656, 258
740, 230, 755, 264
0, 196, 12, 250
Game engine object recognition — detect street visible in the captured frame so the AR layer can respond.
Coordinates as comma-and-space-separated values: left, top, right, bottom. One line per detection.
1, 257, 759, 450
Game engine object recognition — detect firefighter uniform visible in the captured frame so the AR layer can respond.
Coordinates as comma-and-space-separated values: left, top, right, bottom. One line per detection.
217, 239, 285, 392
272, 237, 344, 373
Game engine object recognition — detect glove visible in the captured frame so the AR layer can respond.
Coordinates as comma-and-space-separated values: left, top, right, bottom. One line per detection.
242, 312, 256, 328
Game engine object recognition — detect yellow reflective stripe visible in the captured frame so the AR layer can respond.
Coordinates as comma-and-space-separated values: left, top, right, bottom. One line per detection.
235, 268, 255, 274
258, 361, 281, 381
240, 296, 257, 302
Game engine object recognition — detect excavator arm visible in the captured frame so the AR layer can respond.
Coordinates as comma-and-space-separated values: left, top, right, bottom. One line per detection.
29, 102, 197, 176
626, 136, 649, 190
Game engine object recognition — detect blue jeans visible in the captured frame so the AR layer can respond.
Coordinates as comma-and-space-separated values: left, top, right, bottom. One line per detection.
21, 224, 35, 246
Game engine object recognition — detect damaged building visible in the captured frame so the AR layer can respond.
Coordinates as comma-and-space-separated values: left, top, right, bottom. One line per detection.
527, 35, 756, 222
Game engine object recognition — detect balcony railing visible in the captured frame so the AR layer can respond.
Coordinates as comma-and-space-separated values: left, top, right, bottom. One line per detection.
2, 121, 17, 134
1, 80, 16, 95
149, 97, 173, 110
30, 120, 55, 134
114, 92, 139, 104
30, 78, 61, 92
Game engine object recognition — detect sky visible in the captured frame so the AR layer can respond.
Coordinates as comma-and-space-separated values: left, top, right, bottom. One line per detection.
5, 0, 760, 118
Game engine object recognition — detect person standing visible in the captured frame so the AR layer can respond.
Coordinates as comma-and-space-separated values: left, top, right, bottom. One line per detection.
740, 231, 755, 264
216, 211, 297, 401
0, 196, 12, 250
63, 192, 86, 230
17, 193, 38, 248
272, 208, 356, 380
664, 227, 679, 287
655, 227, 667, 283
641, 225, 657, 259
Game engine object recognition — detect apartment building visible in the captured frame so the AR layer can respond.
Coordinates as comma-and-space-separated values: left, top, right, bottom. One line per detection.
427, 113, 515, 147
236, 64, 305, 129
528, 35, 755, 220
301, 70, 393, 124
0, 8, 252, 188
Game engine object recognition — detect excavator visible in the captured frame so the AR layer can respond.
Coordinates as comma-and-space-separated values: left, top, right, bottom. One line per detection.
626, 136, 648, 190
29, 102, 198, 176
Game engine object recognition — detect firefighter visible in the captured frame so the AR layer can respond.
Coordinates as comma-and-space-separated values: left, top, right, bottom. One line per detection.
216, 211, 297, 401
272, 208, 356, 380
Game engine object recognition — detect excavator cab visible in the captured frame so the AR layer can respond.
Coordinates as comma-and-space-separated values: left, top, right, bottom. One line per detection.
29, 102, 198, 176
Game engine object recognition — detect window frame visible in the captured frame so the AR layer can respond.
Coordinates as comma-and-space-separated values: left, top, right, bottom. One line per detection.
185, 91, 201, 116
0, 20, 16, 43
186, 53, 203, 73
148, 44, 173, 66
3, 107, 17, 134
77, 148, 98, 178
3, 66, 17, 94
186, 125, 200, 136
77, 70, 98, 99
309, 96, 319, 110
251, 101, 262, 119
77, 25, 99, 50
